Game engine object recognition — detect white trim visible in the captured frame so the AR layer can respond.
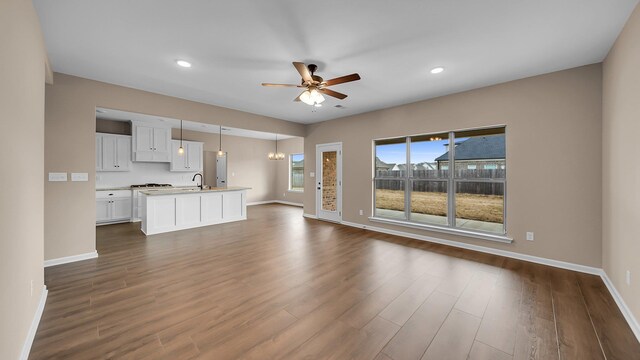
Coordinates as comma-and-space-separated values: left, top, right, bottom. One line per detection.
274, 200, 303, 207
247, 200, 274, 206
600, 271, 640, 341
20, 285, 47, 360
369, 216, 513, 243
44, 251, 98, 268
339, 220, 601, 275
247, 200, 303, 207
303, 213, 318, 219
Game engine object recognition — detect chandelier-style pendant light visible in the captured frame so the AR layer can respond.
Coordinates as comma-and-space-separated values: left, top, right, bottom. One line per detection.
178, 120, 185, 154
268, 134, 285, 160
217, 125, 224, 156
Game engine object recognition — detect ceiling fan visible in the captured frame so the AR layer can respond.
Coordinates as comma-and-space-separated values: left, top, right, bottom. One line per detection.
262, 62, 361, 107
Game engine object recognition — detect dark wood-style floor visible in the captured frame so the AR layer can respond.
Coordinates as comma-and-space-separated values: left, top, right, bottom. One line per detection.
31, 205, 639, 359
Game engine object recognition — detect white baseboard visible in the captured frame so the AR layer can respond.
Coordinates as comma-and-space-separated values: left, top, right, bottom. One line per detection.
337, 219, 640, 341
44, 251, 98, 267
247, 200, 303, 207
303, 213, 318, 219
274, 200, 303, 207
600, 271, 640, 341
247, 200, 274, 206
20, 285, 47, 360
340, 220, 601, 275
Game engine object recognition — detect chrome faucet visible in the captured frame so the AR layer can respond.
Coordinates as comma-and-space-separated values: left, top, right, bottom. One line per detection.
192, 173, 203, 190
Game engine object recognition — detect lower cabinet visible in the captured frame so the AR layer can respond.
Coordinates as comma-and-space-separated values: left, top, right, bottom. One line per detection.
96, 190, 132, 224
141, 190, 246, 235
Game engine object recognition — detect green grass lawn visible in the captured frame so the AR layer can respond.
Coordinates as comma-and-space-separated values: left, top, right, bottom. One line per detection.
375, 189, 503, 224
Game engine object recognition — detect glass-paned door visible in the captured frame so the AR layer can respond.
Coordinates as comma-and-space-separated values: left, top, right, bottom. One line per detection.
316, 143, 342, 222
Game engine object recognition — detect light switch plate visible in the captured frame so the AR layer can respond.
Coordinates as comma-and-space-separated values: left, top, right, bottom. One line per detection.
48, 172, 67, 182
310, 172, 315, 178
526, 232, 534, 241
71, 173, 88, 182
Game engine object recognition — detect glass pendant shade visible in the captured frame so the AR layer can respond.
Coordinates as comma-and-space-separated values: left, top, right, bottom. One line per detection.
300, 88, 325, 106
300, 90, 313, 105
178, 146, 184, 154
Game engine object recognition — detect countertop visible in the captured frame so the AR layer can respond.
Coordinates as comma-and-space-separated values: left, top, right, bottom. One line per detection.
139, 186, 251, 196
96, 186, 132, 191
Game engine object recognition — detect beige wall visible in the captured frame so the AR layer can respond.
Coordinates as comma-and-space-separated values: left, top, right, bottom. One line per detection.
304, 64, 603, 267
0, 0, 47, 358
603, 3, 640, 322
275, 137, 305, 205
45, 73, 306, 261
172, 129, 286, 203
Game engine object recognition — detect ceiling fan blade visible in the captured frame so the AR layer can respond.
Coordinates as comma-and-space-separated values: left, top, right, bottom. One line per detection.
323, 73, 361, 86
319, 88, 348, 100
262, 83, 305, 87
293, 92, 304, 102
293, 62, 313, 83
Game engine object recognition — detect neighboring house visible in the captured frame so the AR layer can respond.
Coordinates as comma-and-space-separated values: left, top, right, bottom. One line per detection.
435, 135, 506, 170
376, 157, 437, 172
375, 157, 395, 171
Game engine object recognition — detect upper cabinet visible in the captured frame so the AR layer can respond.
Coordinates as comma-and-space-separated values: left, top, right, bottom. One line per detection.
96, 133, 131, 172
170, 140, 203, 172
132, 121, 171, 162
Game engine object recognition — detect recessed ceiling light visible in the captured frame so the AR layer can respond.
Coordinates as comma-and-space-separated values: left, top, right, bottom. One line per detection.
176, 60, 192, 68
430, 67, 445, 74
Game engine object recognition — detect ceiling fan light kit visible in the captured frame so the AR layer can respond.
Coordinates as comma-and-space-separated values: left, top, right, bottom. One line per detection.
262, 62, 361, 106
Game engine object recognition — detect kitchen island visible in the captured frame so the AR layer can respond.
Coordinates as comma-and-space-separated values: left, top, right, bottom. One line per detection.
139, 186, 249, 235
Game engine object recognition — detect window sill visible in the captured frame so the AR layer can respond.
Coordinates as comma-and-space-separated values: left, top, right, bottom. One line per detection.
287, 189, 304, 193
368, 216, 513, 244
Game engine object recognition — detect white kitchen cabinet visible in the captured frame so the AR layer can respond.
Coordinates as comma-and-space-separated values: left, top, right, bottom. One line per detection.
132, 121, 171, 162
96, 190, 132, 224
96, 135, 102, 171
96, 133, 131, 172
170, 140, 203, 172
96, 198, 111, 222
141, 188, 248, 235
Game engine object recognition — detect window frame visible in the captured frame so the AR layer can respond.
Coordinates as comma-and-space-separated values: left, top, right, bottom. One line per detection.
288, 153, 304, 192
371, 125, 509, 242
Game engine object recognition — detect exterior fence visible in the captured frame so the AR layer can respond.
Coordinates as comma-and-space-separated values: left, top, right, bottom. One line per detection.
375, 169, 505, 196
291, 171, 304, 189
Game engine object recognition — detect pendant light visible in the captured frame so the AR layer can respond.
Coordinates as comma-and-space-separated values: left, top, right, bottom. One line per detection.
268, 134, 285, 160
178, 120, 184, 154
217, 125, 224, 156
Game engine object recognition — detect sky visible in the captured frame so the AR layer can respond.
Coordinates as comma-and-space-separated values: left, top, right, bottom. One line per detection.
376, 140, 452, 164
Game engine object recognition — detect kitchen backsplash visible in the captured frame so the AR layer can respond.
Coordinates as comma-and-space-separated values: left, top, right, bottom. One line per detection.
96, 162, 200, 188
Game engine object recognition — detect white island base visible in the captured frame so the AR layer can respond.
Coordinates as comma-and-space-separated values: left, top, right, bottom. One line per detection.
140, 187, 249, 235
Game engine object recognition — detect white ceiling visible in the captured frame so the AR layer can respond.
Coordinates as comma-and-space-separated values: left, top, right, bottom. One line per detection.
96, 108, 295, 140
36, 0, 638, 124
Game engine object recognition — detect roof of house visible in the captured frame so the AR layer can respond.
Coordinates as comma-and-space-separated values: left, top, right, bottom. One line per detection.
375, 157, 395, 169
435, 135, 505, 161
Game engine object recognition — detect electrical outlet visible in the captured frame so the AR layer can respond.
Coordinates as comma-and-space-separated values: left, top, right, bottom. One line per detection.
283, 193, 286, 197
30, 280, 34, 297
526, 232, 534, 241
359, 209, 363, 216
627, 270, 631, 286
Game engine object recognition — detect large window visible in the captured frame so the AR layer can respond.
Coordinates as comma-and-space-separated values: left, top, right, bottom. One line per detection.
289, 154, 304, 191
373, 127, 506, 236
